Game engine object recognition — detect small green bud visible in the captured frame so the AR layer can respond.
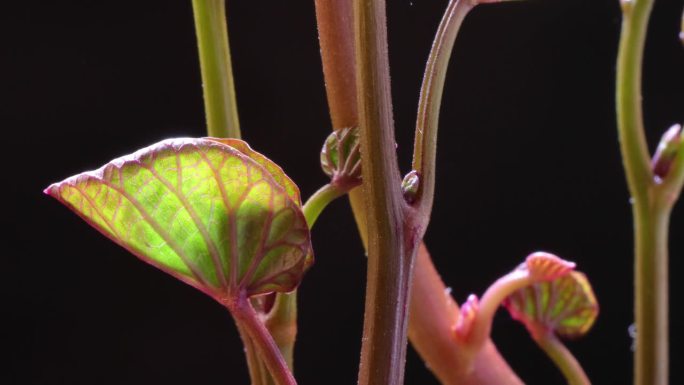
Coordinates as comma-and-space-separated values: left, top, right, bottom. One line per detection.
652, 124, 682, 180
401, 170, 420, 203
320, 127, 361, 187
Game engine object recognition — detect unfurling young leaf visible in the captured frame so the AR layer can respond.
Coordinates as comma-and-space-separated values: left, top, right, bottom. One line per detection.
503, 271, 598, 339
45, 138, 313, 302
453, 252, 596, 384
320, 126, 361, 187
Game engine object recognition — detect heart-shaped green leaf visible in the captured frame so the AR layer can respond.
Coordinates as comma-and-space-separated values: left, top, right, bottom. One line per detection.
45, 138, 312, 300
503, 271, 598, 339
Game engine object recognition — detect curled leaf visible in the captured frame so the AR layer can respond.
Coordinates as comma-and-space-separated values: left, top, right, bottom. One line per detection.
45, 138, 313, 301
320, 126, 361, 187
524, 252, 576, 281
503, 271, 598, 339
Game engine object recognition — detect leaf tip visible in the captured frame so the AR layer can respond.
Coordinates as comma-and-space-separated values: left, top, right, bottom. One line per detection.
525, 251, 576, 281
43, 183, 58, 197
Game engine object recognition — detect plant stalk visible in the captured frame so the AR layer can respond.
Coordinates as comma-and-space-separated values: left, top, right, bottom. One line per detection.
302, 183, 347, 227
534, 332, 591, 385
353, 0, 417, 384
616, 0, 673, 384
409, 245, 523, 385
315, 1, 522, 384
228, 296, 297, 385
264, 292, 298, 373
236, 322, 267, 385
193, 2, 271, 383
314, 0, 369, 247
192, 0, 241, 138
411, 0, 473, 226
631, 201, 670, 385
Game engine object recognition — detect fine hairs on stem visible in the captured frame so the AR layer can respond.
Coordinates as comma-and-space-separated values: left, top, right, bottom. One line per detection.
41, 1, 684, 384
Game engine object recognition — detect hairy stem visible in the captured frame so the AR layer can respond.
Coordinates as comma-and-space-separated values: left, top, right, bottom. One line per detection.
534, 332, 591, 385
354, 1, 416, 384
228, 296, 297, 385
315, 1, 522, 384
411, 0, 473, 226
407, 1, 525, 382
314, 0, 369, 247
314, 0, 358, 129
409, 245, 523, 385
192, 0, 241, 138
615, 1, 672, 384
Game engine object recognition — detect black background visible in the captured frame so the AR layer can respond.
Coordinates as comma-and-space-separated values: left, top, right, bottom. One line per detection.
4, 0, 684, 384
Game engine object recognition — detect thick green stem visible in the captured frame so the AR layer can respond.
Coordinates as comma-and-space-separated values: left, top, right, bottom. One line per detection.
192, 0, 241, 138
534, 332, 591, 385
616, 1, 675, 384
632, 202, 670, 385
616, 0, 654, 200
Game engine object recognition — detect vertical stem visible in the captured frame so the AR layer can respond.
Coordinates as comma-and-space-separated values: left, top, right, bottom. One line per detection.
353, 1, 414, 385
192, 0, 241, 138
534, 332, 591, 385
264, 292, 298, 372
229, 297, 297, 385
615, 1, 669, 384
314, 0, 358, 129
315, 2, 521, 384
616, 0, 654, 199
411, 0, 473, 225
632, 202, 670, 385
314, 0, 369, 248
236, 322, 267, 385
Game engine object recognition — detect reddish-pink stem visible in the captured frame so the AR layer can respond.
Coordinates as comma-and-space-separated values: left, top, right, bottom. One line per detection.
227, 296, 297, 385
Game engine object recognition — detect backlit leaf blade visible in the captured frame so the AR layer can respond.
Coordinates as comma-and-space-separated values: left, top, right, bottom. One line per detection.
45, 138, 312, 300
503, 271, 599, 339
207, 138, 301, 204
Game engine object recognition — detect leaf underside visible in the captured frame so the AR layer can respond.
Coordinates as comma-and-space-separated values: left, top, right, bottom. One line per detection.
503, 271, 599, 339
46, 138, 312, 301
